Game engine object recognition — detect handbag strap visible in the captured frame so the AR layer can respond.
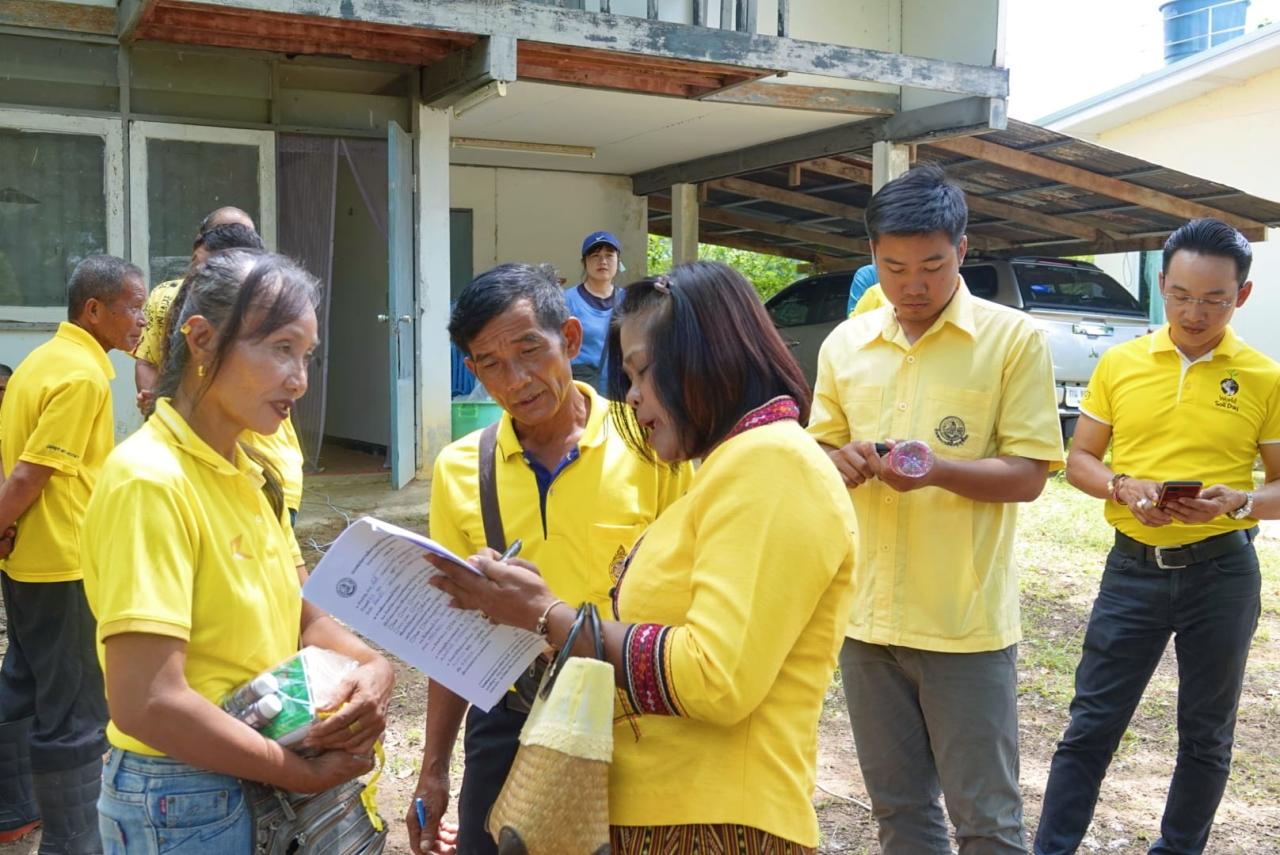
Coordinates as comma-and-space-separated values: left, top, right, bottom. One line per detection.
539, 603, 605, 700
478, 421, 507, 553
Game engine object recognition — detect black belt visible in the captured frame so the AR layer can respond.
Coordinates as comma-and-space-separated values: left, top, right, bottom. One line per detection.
1115, 527, 1258, 570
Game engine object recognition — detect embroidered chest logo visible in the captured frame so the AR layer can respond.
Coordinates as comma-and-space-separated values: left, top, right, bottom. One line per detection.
935, 416, 969, 447
608, 544, 628, 584
1216, 370, 1241, 412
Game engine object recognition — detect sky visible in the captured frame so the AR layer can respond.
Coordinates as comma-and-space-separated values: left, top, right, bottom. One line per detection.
1003, 0, 1280, 121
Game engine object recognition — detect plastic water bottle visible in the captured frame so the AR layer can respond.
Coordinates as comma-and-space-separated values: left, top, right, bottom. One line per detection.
876, 440, 935, 478
224, 672, 280, 717
238, 693, 284, 731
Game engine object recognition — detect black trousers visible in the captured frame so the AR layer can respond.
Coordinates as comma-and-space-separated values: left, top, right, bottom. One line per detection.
0, 572, 108, 773
456, 699, 527, 855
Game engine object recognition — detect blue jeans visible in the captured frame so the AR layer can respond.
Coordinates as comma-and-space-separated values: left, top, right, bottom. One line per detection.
98, 749, 252, 854
1034, 540, 1261, 855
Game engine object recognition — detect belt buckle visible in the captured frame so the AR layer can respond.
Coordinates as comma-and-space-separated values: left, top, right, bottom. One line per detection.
1154, 546, 1188, 570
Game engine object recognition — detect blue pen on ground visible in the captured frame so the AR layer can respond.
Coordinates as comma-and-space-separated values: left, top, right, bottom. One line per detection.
414, 796, 427, 830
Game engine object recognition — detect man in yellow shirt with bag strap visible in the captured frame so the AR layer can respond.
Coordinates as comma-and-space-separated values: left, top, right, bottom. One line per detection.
406, 263, 688, 855
809, 165, 1063, 854
0, 255, 146, 854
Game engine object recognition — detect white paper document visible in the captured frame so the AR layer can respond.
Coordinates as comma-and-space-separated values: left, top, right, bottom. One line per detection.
302, 516, 544, 710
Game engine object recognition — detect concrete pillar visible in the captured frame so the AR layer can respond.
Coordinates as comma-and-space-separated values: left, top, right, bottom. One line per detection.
871, 141, 910, 192
416, 104, 452, 475
671, 182, 699, 265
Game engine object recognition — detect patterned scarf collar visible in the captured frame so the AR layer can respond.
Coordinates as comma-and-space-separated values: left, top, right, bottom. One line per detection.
721, 395, 800, 443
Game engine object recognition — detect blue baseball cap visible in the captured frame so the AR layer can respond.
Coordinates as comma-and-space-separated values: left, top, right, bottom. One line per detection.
581, 231, 622, 256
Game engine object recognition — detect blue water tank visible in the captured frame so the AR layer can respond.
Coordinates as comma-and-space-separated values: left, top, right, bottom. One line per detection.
1161, 0, 1250, 63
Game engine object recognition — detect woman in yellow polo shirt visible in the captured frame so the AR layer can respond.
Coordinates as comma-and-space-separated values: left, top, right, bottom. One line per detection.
430, 261, 858, 854
82, 249, 394, 852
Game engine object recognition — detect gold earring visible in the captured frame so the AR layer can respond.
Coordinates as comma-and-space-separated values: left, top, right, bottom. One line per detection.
197, 364, 206, 378
179, 323, 191, 335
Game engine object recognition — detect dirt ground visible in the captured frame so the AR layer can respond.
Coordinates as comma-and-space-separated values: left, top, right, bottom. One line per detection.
3, 475, 1279, 854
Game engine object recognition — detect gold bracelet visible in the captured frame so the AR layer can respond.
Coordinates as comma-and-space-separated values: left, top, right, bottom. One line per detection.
535, 599, 566, 637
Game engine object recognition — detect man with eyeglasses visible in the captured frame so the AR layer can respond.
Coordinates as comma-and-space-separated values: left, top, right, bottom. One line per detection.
1035, 218, 1280, 855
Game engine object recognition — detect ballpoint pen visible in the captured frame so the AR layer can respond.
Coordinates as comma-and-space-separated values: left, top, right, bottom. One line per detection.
499, 539, 523, 562
414, 796, 427, 830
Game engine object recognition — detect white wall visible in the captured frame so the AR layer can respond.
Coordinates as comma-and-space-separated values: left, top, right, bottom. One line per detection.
0, 327, 142, 440
449, 165, 648, 285
1084, 65, 1280, 360
900, 0, 1004, 109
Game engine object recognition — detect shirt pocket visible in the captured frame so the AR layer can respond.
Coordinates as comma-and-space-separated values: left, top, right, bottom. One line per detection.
840, 386, 886, 443
591, 522, 649, 605
922, 387, 994, 460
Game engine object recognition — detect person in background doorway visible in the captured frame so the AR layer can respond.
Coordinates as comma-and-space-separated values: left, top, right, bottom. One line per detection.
563, 230, 623, 392
1035, 219, 1279, 855
134, 207, 257, 414
846, 262, 878, 316
0, 255, 146, 854
809, 165, 1063, 854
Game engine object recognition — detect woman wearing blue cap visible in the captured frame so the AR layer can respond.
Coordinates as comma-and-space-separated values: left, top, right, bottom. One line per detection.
563, 230, 622, 392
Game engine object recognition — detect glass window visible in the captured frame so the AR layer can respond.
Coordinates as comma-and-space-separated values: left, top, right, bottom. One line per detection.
767, 286, 811, 328
146, 139, 260, 284
1014, 263, 1144, 316
962, 265, 999, 300
813, 275, 855, 324
0, 129, 108, 306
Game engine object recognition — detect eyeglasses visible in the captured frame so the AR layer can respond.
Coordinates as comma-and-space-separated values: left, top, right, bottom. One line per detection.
1162, 293, 1236, 312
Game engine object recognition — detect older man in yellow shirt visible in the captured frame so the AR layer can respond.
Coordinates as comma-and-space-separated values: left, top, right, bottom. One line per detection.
809, 166, 1063, 854
0, 255, 146, 853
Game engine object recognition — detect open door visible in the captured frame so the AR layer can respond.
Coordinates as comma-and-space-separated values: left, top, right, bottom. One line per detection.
386, 121, 416, 488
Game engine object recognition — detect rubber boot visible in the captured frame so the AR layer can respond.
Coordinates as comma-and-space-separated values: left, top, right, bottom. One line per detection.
30, 759, 103, 855
0, 718, 41, 843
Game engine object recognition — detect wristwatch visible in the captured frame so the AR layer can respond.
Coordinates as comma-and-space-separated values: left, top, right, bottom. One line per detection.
1227, 491, 1255, 520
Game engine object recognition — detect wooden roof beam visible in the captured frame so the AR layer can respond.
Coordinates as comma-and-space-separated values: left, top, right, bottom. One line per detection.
932, 135, 1269, 233
650, 196, 870, 255
701, 82, 900, 115
421, 35, 516, 108
206, 0, 1008, 98
0, 0, 115, 36
119, 0, 160, 40
707, 177, 866, 223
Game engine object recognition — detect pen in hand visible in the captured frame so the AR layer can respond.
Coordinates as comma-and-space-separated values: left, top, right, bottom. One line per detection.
498, 539, 523, 562
414, 796, 427, 830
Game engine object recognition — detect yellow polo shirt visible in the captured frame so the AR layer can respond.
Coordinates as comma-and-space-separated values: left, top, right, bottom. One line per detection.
610, 419, 856, 846
133, 278, 182, 366
809, 280, 1064, 653
1080, 325, 1280, 547
428, 382, 690, 611
850, 283, 886, 317
246, 415, 305, 511
1, 322, 116, 582
83, 398, 303, 757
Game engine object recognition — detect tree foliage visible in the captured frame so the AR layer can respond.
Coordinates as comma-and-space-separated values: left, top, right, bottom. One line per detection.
646, 235, 804, 302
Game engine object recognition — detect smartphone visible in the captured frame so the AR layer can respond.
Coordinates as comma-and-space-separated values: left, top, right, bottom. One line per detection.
1156, 480, 1202, 509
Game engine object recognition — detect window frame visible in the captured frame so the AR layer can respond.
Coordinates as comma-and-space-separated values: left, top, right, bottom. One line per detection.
128, 121, 277, 282
0, 107, 125, 320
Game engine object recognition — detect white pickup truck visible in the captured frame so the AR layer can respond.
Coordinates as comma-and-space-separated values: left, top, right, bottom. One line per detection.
766, 257, 1152, 437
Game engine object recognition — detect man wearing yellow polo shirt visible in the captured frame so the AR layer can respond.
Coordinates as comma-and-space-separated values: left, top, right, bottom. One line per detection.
406, 263, 689, 855
0, 255, 145, 854
809, 165, 1063, 854
1036, 219, 1280, 855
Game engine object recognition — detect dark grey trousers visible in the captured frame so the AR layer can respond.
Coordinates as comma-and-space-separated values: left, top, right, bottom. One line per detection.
840, 638, 1026, 855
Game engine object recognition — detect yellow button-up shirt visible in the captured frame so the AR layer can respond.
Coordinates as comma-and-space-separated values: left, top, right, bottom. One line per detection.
1080, 325, 1280, 547
809, 281, 1064, 652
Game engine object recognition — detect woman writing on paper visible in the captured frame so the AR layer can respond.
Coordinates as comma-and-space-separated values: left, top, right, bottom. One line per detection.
82, 249, 395, 851
429, 261, 858, 854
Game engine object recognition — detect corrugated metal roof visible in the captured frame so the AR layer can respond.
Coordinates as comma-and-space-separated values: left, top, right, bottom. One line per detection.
647, 118, 1280, 267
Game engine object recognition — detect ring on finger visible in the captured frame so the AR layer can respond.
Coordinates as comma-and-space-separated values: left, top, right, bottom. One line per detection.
348, 720, 363, 735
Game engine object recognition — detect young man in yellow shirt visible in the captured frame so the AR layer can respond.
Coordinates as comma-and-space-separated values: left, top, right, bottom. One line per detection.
1035, 220, 1280, 855
406, 263, 689, 855
0, 255, 145, 853
809, 165, 1063, 854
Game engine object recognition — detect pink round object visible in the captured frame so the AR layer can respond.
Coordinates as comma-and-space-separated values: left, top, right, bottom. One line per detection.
887, 440, 934, 478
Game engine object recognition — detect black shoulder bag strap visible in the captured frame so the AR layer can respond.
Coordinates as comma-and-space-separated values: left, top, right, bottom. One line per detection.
478, 421, 506, 553
478, 420, 543, 713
